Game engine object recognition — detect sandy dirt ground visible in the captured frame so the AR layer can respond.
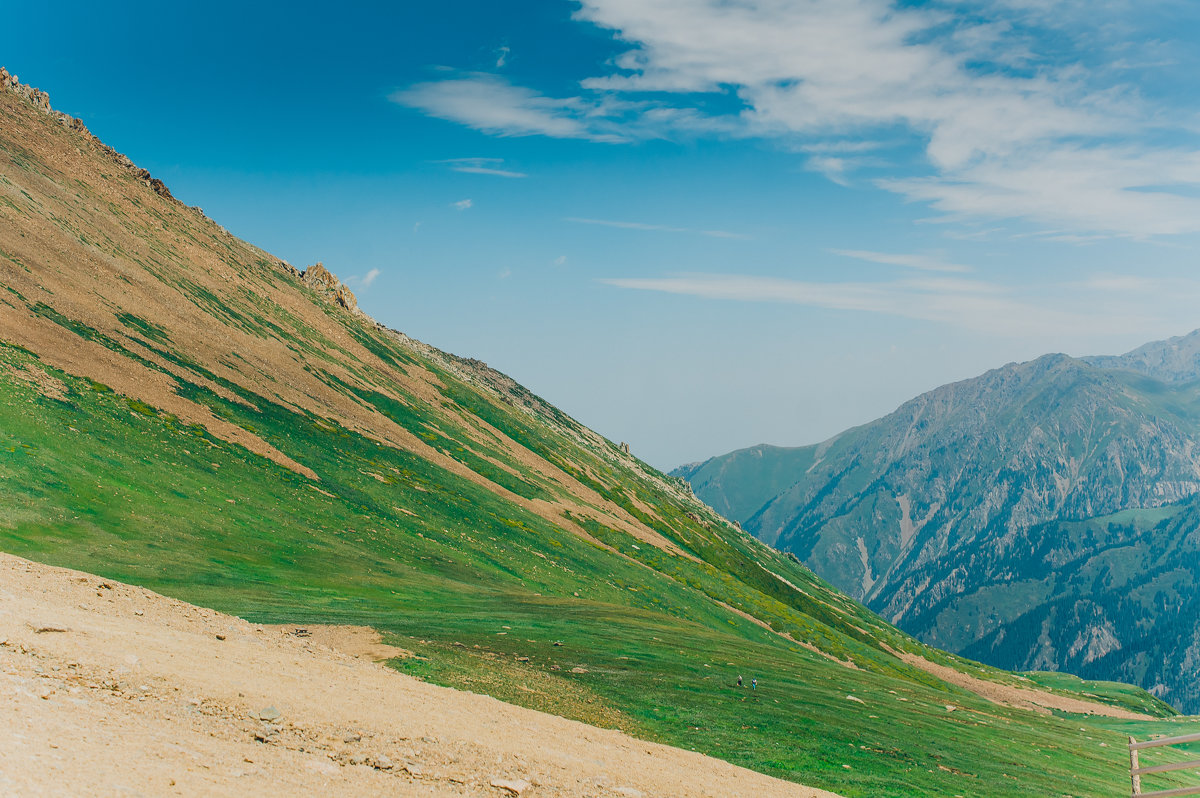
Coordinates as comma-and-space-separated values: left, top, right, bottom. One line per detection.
0, 553, 839, 798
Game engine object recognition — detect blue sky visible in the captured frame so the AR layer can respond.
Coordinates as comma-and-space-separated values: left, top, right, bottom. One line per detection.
7, 1, 1200, 468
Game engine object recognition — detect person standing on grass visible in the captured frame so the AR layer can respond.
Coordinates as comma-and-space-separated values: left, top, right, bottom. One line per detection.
752, 678, 757, 691
737, 675, 743, 687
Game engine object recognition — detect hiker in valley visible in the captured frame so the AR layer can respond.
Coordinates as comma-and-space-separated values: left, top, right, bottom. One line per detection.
737, 675, 743, 687
752, 678, 757, 691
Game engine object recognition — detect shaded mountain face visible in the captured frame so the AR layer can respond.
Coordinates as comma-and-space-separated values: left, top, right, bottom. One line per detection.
678, 349, 1200, 712
8, 67, 1188, 797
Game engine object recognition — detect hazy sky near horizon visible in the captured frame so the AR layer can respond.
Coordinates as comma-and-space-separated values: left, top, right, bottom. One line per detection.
7, 1, 1200, 468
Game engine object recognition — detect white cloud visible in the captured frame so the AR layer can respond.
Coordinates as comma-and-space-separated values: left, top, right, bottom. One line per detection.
345, 268, 382, 289
566, 216, 748, 239
391, 74, 627, 142
397, 1, 1200, 238
437, 157, 527, 178
599, 273, 1124, 337
806, 156, 851, 187
832, 249, 971, 273
452, 198, 473, 210
495, 45, 510, 68
499, 267, 512, 279
882, 146, 1200, 237
553, 255, 567, 266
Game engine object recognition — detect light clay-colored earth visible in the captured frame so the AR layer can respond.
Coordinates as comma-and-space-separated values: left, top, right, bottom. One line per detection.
0, 553, 839, 798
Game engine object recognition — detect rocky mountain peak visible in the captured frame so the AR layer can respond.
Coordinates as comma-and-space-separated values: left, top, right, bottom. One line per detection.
1082, 327, 1200, 383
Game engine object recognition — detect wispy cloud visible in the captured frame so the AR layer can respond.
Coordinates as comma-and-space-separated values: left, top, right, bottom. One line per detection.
391, 74, 628, 143
806, 156, 852, 187
437, 157, 527, 178
566, 216, 748, 239
346, 268, 382, 289
553, 255, 567, 266
396, 1, 1200, 238
452, 198, 473, 210
600, 273, 1113, 337
495, 45, 510, 69
831, 249, 971, 273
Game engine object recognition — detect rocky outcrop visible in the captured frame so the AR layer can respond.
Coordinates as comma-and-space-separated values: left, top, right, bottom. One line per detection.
1, 66, 176, 203
300, 262, 359, 314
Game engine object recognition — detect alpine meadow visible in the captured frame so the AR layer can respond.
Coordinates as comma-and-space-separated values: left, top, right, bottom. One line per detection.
5, 2, 1200, 797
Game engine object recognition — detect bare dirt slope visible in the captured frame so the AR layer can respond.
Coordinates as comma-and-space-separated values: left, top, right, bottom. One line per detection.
0, 553, 838, 798
891, 650, 1153, 720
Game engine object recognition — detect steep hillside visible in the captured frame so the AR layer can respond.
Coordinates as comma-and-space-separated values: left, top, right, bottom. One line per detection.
678, 348, 1200, 713
3, 67, 1197, 797
0, 552, 833, 798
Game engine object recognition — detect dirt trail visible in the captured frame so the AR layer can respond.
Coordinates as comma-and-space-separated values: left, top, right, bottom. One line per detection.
0, 553, 839, 797
890, 648, 1154, 720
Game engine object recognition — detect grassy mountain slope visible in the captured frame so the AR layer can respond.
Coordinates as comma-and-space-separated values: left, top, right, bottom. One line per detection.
677, 350, 1200, 714
2, 69, 1197, 797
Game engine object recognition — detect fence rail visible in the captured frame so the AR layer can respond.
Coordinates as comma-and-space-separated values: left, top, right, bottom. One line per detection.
1130, 733, 1200, 798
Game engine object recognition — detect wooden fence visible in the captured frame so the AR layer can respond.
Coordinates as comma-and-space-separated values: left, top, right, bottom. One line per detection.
1129, 732, 1200, 798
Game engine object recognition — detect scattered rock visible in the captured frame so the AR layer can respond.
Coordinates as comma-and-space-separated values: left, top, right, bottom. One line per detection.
257, 706, 281, 722
490, 777, 531, 795
516, 656, 530, 662
215, 634, 226, 641
343, 731, 361, 743
31, 624, 68, 634
370, 754, 394, 770
846, 695, 865, 704
570, 666, 588, 674
403, 762, 423, 776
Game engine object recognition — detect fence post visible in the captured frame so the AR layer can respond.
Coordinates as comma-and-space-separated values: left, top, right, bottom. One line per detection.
1129, 736, 1141, 796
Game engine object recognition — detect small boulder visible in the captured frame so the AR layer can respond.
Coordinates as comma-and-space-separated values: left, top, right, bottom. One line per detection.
490, 777, 531, 795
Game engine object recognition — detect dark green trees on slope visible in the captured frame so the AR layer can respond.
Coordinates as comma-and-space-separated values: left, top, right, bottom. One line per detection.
676, 347, 1200, 712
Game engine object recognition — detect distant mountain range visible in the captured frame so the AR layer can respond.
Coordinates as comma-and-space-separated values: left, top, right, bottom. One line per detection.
675, 336, 1200, 712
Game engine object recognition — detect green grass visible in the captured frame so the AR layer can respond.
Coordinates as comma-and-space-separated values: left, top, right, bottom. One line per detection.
3, 340, 1199, 798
